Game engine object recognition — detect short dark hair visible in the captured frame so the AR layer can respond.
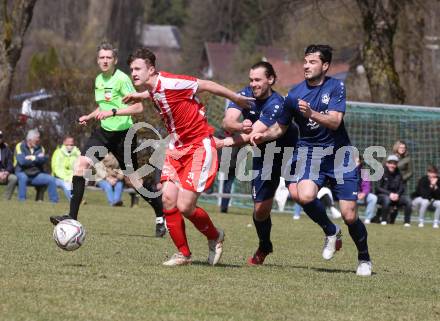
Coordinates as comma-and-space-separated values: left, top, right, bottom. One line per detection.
250, 61, 277, 84
427, 165, 438, 174
304, 44, 333, 64
63, 135, 74, 141
127, 47, 156, 67
97, 41, 118, 59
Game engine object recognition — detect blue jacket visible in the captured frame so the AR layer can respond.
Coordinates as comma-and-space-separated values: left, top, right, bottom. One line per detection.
0, 143, 14, 173
14, 141, 48, 173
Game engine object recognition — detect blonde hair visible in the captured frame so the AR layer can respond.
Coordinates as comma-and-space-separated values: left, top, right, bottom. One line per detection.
392, 140, 408, 157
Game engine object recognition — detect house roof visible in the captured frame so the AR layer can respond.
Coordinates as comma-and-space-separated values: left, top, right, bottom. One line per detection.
140, 24, 181, 49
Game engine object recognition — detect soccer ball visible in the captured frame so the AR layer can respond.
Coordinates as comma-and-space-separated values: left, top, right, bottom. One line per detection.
53, 219, 86, 251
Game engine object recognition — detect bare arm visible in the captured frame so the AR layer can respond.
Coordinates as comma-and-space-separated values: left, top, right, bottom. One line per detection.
197, 79, 254, 109
249, 122, 288, 146
223, 120, 269, 147
122, 90, 151, 105
78, 107, 99, 125
222, 108, 253, 134
95, 102, 144, 120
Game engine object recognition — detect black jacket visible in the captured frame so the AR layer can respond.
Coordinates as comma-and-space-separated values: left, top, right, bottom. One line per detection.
412, 176, 440, 200
0, 143, 14, 173
376, 167, 405, 196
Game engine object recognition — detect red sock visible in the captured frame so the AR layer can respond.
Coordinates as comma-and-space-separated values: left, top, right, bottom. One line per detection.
188, 207, 219, 240
163, 208, 191, 257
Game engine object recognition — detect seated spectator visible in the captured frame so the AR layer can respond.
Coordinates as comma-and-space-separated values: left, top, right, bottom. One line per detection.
412, 165, 440, 229
376, 155, 411, 226
51, 136, 80, 201
0, 130, 18, 200
356, 156, 378, 224
95, 153, 124, 206
14, 129, 58, 203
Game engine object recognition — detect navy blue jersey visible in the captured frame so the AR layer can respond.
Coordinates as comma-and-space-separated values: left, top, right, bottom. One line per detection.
278, 77, 351, 147
228, 86, 297, 148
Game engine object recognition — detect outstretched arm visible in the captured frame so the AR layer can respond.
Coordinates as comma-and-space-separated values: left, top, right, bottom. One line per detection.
78, 107, 100, 125
222, 108, 252, 134
197, 79, 254, 109
95, 102, 144, 120
223, 121, 273, 147
249, 122, 288, 146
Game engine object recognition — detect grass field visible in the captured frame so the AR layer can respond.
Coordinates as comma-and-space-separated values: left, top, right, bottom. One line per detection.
1, 189, 439, 321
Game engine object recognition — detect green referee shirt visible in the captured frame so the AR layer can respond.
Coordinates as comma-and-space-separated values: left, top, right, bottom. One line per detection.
95, 69, 135, 131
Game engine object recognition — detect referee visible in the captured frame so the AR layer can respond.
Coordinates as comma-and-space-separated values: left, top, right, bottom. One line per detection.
50, 41, 166, 237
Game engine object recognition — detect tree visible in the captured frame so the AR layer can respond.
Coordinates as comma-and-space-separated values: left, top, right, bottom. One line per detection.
0, 0, 37, 109
356, 0, 406, 104
180, 0, 296, 75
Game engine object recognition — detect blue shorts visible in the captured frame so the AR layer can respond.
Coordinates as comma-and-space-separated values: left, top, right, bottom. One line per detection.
251, 154, 283, 202
284, 146, 359, 201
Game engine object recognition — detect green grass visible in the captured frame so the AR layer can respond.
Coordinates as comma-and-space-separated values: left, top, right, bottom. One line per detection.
0, 190, 439, 321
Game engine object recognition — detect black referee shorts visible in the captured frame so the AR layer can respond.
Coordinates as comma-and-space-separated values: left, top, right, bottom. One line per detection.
81, 127, 138, 170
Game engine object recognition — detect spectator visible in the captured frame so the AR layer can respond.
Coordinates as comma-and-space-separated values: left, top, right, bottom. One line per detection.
14, 129, 58, 203
393, 140, 412, 184
376, 155, 411, 226
0, 130, 18, 200
51, 136, 80, 201
95, 153, 124, 206
356, 156, 378, 224
412, 165, 440, 228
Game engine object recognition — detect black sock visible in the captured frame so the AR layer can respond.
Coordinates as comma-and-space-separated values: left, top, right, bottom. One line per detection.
253, 215, 273, 253
347, 218, 370, 261
302, 198, 336, 235
136, 181, 163, 218
69, 176, 85, 220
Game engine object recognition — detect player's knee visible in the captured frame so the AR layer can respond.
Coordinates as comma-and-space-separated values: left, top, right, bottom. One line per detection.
298, 193, 315, 204
162, 193, 176, 210
177, 203, 194, 217
254, 206, 271, 221
341, 209, 357, 224
78, 156, 91, 169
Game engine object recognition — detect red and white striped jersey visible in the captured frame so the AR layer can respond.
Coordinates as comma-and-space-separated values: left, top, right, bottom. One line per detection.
148, 71, 212, 150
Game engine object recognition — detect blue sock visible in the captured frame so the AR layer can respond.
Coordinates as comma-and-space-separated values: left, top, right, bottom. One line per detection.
302, 198, 336, 236
347, 218, 370, 261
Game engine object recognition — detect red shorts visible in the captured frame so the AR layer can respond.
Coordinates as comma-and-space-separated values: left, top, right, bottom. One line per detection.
160, 137, 218, 192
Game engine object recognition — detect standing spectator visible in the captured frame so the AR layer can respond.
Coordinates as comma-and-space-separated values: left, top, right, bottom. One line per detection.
376, 155, 411, 226
51, 136, 80, 201
412, 165, 440, 228
393, 140, 412, 184
356, 156, 378, 224
95, 153, 124, 206
14, 129, 58, 203
0, 130, 18, 200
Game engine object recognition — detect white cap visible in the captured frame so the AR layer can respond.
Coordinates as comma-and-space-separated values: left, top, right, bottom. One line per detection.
386, 155, 399, 163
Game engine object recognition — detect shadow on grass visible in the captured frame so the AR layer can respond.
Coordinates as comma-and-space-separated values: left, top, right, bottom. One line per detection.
191, 261, 243, 268
97, 232, 157, 238
63, 263, 87, 267
255, 263, 372, 275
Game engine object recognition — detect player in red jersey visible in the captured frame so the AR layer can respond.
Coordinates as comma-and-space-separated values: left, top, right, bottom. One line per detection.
124, 47, 254, 266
